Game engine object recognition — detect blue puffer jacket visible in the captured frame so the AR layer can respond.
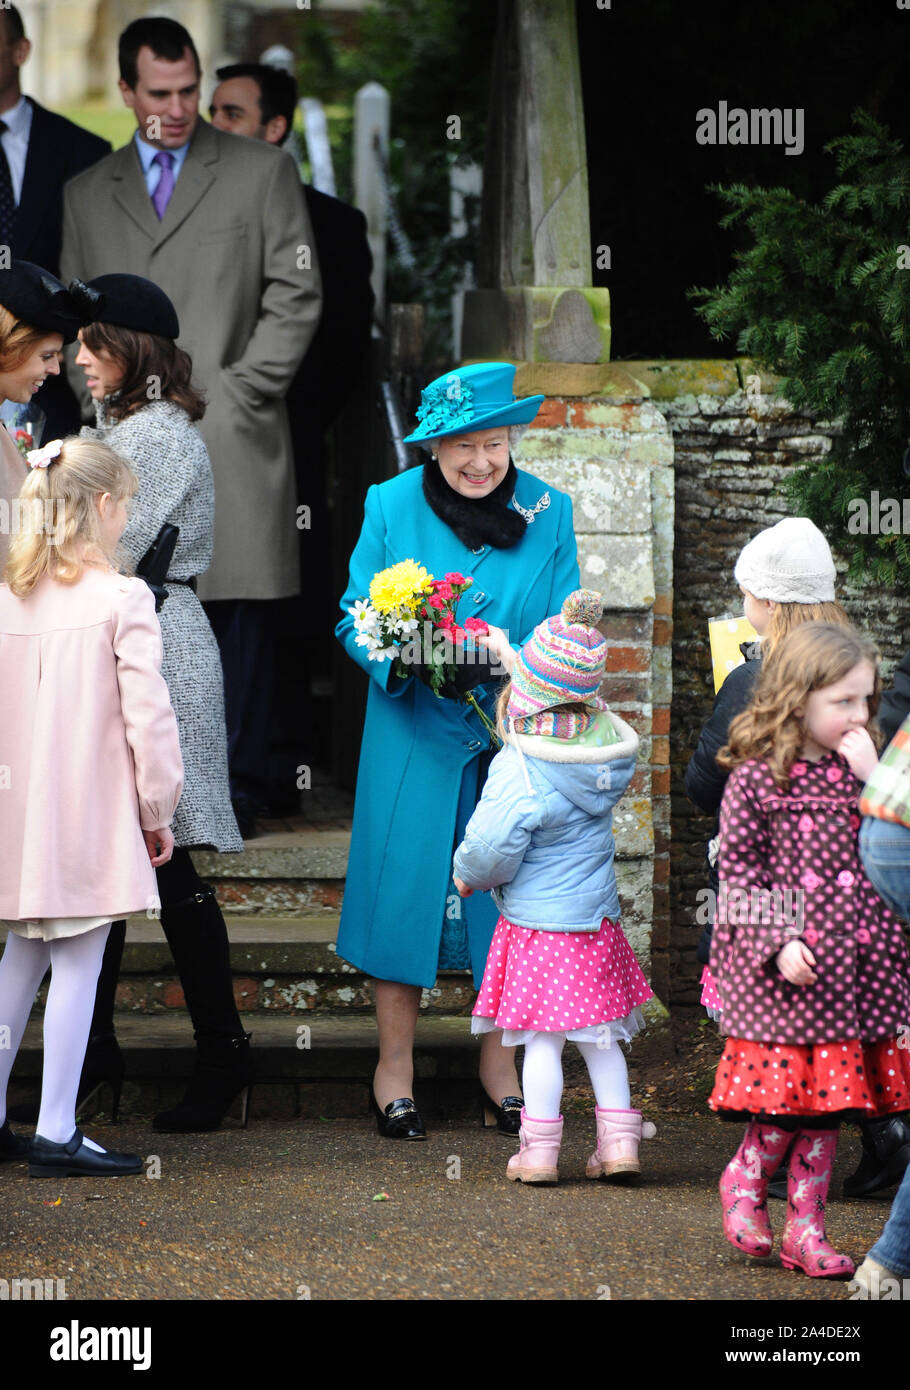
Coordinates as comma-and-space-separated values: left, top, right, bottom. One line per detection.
452, 711, 639, 931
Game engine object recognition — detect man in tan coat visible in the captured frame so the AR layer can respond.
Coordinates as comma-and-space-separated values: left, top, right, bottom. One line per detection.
61, 16, 321, 828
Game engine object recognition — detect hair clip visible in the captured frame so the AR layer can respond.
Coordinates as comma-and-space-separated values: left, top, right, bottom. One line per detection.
27, 439, 64, 469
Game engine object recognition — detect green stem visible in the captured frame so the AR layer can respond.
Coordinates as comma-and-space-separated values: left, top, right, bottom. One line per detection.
464, 693, 502, 749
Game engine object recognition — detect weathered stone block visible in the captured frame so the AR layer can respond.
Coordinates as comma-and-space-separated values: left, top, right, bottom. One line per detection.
577, 533, 654, 608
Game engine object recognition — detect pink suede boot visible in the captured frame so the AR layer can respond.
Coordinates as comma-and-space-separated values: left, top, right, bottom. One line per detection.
585, 1108, 657, 1182
780, 1130, 855, 1279
506, 1110, 562, 1185
719, 1120, 792, 1257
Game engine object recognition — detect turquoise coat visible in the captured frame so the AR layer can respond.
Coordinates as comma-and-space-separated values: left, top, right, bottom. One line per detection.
334, 464, 580, 988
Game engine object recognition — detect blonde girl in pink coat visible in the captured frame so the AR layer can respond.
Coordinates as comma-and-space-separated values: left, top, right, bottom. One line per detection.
0, 438, 183, 1177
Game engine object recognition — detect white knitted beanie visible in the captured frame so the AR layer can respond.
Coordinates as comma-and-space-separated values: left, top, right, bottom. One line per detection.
734, 517, 836, 604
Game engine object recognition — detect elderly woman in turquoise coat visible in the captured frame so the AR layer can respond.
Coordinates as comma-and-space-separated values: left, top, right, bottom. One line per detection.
335, 362, 580, 1139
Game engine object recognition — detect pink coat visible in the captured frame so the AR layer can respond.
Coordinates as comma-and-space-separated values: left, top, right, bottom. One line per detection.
0, 566, 184, 919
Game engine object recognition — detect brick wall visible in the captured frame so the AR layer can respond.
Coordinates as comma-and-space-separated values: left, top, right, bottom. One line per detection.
654, 370, 908, 1004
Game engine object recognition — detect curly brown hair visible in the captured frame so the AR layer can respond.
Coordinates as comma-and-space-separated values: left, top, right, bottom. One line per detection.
80, 321, 205, 422
717, 621, 883, 790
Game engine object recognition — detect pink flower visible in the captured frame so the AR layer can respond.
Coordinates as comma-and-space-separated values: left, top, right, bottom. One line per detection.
798, 814, 814, 834
837, 870, 854, 888
451, 625, 466, 644
791, 762, 807, 777
427, 594, 446, 610
444, 572, 467, 586
436, 611, 456, 630
856, 928, 871, 945
432, 581, 454, 600
464, 617, 489, 635
801, 869, 821, 891
826, 765, 843, 783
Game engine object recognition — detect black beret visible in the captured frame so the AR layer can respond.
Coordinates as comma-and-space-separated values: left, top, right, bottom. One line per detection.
73, 274, 180, 340
0, 260, 86, 343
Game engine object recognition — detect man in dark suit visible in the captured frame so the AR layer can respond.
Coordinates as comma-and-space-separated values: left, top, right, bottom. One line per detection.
210, 62, 374, 812
0, 5, 110, 436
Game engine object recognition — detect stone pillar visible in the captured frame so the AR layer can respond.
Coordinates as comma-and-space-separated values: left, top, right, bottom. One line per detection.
460, 1, 672, 1014
511, 363, 674, 1018
463, 0, 610, 364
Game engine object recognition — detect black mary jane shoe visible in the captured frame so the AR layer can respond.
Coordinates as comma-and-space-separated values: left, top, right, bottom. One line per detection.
28, 1128, 143, 1179
0, 1120, 29, 1162
480, 1090, 523, 1135
371, 1094, 427, 1140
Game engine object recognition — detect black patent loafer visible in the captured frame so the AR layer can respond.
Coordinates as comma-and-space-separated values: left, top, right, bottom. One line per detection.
480, 1091, 523, 1135
0, 1120, 29, 1162
28, 1128, 143, 1178
371, 1094, 427, 1140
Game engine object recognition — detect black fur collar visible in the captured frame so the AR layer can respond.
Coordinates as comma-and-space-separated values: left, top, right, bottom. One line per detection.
421, 458, 527, 550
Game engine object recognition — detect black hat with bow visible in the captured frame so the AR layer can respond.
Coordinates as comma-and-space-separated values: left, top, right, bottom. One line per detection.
69, 273, 180, 340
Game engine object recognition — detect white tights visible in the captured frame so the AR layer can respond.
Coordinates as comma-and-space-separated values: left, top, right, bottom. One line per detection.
521, 1031, 632, 1121
0, 924, 110, 1146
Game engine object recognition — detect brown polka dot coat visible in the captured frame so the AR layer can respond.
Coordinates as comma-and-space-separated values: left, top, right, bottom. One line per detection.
708, 754, 910, 1046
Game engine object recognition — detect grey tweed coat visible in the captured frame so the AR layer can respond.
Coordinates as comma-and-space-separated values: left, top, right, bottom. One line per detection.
82, 398, 242, 853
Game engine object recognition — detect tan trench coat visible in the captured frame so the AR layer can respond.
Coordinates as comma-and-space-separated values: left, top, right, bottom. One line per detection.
60, 120, 322, 601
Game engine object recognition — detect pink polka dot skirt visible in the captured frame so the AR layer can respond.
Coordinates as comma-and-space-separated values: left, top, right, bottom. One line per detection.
472, 914, 653, 1036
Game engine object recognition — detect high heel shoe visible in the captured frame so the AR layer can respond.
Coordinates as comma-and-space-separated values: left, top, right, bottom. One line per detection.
370, 1092, 427, 1140
152, 1031, 254, 1132
7, 1031, 125, 1125
479, 1089, 523, 1135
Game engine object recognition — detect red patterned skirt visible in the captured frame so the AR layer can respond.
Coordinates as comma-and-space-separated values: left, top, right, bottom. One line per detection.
709, 1036, 910, 1119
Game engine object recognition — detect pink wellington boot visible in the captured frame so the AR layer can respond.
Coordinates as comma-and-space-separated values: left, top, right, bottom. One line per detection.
718, 1120, 792, 1258
506, 1110, 563, 1185
780, 1130, 855, 1279
585, 1108, 657, 1183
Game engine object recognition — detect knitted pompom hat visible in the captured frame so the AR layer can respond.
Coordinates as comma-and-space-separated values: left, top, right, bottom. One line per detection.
734, 517, 836, 604
508, 589, 608, 721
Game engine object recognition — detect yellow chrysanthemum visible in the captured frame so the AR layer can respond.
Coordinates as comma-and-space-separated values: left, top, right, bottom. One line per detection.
369, 559, 434, 615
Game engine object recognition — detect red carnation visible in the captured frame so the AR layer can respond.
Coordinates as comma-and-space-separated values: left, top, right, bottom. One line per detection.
463, 617, 489, 635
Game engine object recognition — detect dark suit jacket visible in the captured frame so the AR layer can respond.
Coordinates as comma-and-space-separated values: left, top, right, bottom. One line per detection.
289, 185, 373, 436
14, 100, 110, 437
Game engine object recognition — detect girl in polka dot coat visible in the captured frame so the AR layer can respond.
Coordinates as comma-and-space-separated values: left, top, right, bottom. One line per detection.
453, 590, 654, 1186
708, 622, 910, 1279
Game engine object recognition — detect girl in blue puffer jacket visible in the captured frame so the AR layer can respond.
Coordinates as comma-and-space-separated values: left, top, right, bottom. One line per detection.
453, 590, 654, 1185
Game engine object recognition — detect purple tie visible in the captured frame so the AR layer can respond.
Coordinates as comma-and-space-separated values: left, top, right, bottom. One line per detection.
151, 151, 174, 220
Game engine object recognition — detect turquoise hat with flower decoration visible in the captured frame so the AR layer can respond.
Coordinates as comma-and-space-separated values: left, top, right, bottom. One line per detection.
403, 362, 544, 448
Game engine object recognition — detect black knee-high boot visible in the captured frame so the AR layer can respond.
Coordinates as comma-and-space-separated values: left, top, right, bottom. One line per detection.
151, 850, 254, 1132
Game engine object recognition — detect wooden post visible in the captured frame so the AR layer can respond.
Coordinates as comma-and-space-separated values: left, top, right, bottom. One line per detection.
353, 81, 390, 324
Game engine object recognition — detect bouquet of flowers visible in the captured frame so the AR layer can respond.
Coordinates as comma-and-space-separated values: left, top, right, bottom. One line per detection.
349, 559, 501, 745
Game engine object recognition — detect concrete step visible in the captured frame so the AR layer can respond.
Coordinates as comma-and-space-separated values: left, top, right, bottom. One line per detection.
6, 1013, 486, 1121
0, 915, 477, 1018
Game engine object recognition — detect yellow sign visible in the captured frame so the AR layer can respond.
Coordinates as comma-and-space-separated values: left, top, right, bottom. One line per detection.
708, 615, 759, 694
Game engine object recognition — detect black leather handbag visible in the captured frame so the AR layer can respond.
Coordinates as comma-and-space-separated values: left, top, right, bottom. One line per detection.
135, 523, 179, 613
